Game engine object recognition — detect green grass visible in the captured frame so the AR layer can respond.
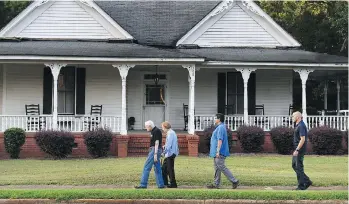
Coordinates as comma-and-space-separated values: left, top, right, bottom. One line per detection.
0, 189, 347, 201
0, 155, 347, 186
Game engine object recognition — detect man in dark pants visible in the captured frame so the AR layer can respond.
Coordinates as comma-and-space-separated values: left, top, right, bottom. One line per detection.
292, 111, 312, 190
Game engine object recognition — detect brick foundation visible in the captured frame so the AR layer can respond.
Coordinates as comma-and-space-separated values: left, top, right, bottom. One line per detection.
0, 131, 346, 159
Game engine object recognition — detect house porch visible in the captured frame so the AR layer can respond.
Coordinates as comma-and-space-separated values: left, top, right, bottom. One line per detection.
0, 63, 347, 133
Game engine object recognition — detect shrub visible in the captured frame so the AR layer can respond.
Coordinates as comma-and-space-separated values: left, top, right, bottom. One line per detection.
203, 125, 233, 152
83, 127, 113, 158
4, 128, 26, 159
35, 130, 75, 159
270, 127, 294, 155
308, 126, 343, 155
237, 125, 265, 153
344, 131, 348, 145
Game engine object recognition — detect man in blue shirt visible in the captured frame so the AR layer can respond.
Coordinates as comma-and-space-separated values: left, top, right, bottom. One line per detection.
292, 111, 312, 190
207, 113, 239, 189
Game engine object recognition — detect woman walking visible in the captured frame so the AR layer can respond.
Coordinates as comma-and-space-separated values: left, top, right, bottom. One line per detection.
161, 121, 179, 188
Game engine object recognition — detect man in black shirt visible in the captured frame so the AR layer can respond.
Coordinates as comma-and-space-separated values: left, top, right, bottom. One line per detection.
135, 120, 165, 189
292, 111, 312, 190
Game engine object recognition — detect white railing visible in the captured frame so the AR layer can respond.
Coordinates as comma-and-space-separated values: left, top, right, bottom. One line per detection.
248, 115, 293, 131
194, 115, 348, 132
0, 115, 121, 132
307, 115, 348, 131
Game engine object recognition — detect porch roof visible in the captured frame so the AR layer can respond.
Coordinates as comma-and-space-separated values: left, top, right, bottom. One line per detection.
0, 40, 201, 59
175, 48, 348, 64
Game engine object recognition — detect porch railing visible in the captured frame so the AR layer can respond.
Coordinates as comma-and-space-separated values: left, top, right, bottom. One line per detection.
0, 115, 121, 132
194, 115, 348, 131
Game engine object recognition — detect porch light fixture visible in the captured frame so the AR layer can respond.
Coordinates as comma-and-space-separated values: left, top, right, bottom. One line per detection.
154, 65, 160, 86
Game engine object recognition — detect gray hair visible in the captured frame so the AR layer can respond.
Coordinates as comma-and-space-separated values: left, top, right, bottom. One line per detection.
145, 120, 155, 128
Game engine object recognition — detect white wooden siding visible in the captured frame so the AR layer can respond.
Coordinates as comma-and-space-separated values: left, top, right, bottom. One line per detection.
4, 64, 43, 115
194, 4, 281, 47
255, 69, 293, 115
0, 64, 292, 130
85, 65, 121, 115
18, 1, 114, 39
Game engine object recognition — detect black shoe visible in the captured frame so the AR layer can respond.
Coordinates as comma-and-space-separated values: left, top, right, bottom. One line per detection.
167, 184, 177, 188
158, 186, 165, 189
134, 185, 146, 189
232, 180, 240, 189
304, 181, 313, 190
206, 184, 219, 189
294, 187, 305, 190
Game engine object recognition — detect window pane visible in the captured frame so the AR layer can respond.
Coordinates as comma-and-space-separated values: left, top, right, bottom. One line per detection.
227, 94, 236, 114
227, 73, 236, 94
237, 94, 244, 114
65, 69, 75, 90
237, 74, 244, 94
65, 91, 75, 114
58, 91, 65, 113
146, 85, 165, 105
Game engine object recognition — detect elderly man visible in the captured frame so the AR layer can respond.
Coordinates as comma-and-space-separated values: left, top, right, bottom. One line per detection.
207, 113, 239, 189
135, 120, 165, 189
292, 111, 312, 190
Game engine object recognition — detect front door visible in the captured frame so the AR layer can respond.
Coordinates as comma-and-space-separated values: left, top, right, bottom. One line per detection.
143, 84, 166, 128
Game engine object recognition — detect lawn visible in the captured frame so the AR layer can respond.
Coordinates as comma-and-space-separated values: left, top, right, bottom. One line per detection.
0, 155, 347, 187
0, 189, 347, 201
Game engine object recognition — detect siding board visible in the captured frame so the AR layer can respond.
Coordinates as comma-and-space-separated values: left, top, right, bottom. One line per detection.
194, 4, 281, 46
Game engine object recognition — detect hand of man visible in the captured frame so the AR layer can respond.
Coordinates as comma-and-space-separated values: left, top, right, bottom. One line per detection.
293, 150, 298, 157
215, 152, 220, 158
154, 154, 158, 163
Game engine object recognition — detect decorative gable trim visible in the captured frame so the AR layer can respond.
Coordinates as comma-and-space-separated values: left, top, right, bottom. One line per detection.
177, 0, 301, 48
0, 0, 133, 40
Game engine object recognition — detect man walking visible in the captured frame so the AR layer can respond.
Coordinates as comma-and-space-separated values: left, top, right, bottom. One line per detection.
135, 120, 165, 189
207, 113, 239, 189
292, 111, 312, 190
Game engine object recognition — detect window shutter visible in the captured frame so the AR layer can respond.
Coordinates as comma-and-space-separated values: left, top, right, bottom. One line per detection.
43, 67, 53, 114
248, 73, 256, 115
217, 73, 226, 114
76, 68, 86, 114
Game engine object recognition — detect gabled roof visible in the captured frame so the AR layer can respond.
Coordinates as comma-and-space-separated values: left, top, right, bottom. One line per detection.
176, 0, 301, 47
95, 1, 220, 47
0, 0, 134, 40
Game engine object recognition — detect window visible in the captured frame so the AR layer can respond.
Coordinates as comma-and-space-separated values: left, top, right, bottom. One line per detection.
145, 84, 165, 105
227, 72, 244, 114
57, 67, 75, 114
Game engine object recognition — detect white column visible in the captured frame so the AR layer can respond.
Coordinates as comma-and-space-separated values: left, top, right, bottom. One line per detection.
183, 65, 196, 135
44, 63, 67, 130
324, 81, 328, 110
336, 78, 340, 115
294, 69, 314, 123
113, 64, 135, 135
236, 68, 256, 124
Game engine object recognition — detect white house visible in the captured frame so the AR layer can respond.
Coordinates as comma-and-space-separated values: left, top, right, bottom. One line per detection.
0, 0, 347, 135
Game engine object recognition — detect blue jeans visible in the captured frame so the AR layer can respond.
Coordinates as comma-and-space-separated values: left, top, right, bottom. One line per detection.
140, 147, 164, 188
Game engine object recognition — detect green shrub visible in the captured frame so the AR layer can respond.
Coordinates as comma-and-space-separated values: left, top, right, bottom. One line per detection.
4, 128, 26, 159
270, 126, 294, 155
237, 125, 265, 153
35, 130, 75, 159
83, 127, 113, 158
308, 126, 343, 155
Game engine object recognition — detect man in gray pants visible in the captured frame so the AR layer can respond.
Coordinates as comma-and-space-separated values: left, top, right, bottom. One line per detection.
207, 113, 239, 189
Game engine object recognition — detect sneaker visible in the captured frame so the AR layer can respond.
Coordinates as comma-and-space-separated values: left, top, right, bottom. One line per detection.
158, 186, 165, 189
167, 184, 178, 188
134, 185, 146, 189
294, 187, 305, 190
304, 181, 313, 190
232, 180, 240, 189
206, 184, 220, 189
